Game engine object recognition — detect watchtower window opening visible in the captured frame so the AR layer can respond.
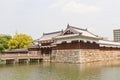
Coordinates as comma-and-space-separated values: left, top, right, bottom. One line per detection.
61, 41, 67, 44
71, 40, 79, 43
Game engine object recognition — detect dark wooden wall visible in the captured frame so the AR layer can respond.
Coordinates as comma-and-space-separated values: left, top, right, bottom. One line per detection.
99, 47, 120, 50
28, 48, 40, 51
55, 41, 99, 50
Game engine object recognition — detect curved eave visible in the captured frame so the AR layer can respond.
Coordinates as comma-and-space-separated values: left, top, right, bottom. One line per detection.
99, 40, 120, 47
39, 39, 54, 43
54, 34, 101, 40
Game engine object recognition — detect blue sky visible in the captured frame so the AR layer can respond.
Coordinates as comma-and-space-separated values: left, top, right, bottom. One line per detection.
0, 0, 120, 40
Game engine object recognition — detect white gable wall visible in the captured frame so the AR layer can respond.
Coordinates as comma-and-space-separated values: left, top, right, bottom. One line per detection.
55, 35, 99, 44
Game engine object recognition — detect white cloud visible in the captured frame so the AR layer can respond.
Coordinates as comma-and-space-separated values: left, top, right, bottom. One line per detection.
63, 1, 102, 14
49, 0, 102, 14
48, 0, 68, 9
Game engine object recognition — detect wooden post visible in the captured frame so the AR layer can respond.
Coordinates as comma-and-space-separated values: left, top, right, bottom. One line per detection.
13, 60, 16, 64
37, 59, 39, 64
27, 58, 30, 64
4, 60, 6, 64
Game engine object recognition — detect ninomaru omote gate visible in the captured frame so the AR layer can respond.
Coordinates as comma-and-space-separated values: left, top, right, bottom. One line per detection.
31, 25, 120, 63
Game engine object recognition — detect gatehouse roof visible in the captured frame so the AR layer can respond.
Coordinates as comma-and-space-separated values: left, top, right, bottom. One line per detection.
39, 24, 102, 42
39, 31, 63, 41
55, 25, 101, 39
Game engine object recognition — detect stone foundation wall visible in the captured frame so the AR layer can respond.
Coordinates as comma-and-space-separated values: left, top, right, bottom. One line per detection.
80, 49, 100, 63
51, 49, 120, 63
28, 49, 120, 63
99, 50, 120, 60
28, 51, 51, 61
80, 49, 120, 62
42, 53, 51, 62
51, 49, 81, 63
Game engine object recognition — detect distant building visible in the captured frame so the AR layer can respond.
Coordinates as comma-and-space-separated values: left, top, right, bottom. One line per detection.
113, 29, 120, 42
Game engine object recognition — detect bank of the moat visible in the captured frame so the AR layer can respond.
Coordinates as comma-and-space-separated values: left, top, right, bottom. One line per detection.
1, 25, 120, 64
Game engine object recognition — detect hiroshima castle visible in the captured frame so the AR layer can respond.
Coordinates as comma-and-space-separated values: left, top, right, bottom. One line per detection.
2, 24, 120, 63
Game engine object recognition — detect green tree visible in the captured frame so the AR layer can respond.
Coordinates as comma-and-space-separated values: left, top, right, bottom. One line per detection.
0, 44, 4, 53
0, 35, 12, 53
8, 34, 33, 49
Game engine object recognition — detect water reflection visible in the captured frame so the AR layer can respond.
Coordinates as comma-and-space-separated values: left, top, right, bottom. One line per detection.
0, 61, 120, 80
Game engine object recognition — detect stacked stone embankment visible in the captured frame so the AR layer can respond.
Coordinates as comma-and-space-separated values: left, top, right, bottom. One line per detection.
51, 48, 120, 63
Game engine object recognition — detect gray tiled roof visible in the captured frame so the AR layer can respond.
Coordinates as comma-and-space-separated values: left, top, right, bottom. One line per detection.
4, 48, 28, 53
63, 25, 99, 38
38, 25, 101, 41
39, 31, 63, 41
28, 45, 40, 48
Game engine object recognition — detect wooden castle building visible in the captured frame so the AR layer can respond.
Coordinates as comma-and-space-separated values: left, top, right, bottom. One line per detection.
34, 24, 120, 63
2, 24, 120, 64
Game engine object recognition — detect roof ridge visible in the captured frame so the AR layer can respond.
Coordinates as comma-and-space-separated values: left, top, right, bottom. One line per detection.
68, 25, 101, 38
86, 30, 98, 37
69, 26, 87, 31
43, 31, 63, 35
68, 25, 99, 36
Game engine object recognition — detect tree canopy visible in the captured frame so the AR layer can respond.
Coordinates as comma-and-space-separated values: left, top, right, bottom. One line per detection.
0, 35, 12, 53
8, 34, 33, 50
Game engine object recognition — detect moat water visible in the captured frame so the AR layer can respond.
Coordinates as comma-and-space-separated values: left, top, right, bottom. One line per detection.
0, 61, 120, 80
